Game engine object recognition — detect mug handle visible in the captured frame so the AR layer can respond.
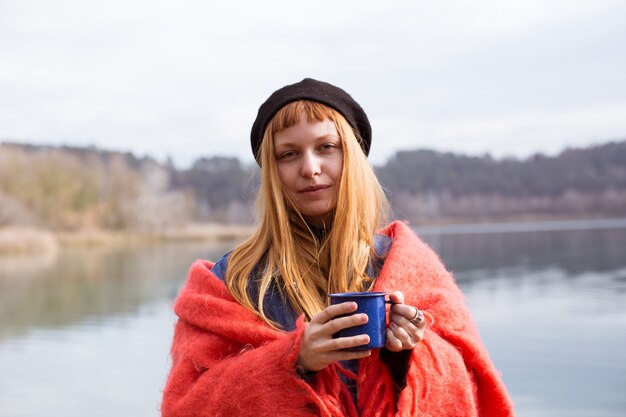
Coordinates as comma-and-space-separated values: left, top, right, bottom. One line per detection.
384, 292, 398, 305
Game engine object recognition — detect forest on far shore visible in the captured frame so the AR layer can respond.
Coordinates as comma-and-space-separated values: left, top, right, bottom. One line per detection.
1, 139, 625, 231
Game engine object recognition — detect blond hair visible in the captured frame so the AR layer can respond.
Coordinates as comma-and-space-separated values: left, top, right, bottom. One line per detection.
225, 101, 389, 327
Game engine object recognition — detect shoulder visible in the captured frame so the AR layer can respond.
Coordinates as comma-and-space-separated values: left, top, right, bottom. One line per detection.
373, 233, 393, 257
378, 221, 426, 250
210, 251, 233, 280
376, 221, 451, 281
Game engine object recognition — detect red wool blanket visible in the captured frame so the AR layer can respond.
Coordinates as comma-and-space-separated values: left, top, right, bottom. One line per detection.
161, 221, 515, 416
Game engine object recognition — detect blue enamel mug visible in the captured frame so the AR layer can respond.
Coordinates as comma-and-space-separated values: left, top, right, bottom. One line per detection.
329, 291, 389, 350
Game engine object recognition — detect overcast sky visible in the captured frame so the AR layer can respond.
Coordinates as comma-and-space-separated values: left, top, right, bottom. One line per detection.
1, 0, 625, 167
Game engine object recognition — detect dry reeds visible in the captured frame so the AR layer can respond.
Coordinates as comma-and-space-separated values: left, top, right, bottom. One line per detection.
0, 227, 58, 255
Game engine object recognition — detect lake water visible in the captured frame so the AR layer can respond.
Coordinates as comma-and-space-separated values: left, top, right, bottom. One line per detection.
1, 219, 625, 417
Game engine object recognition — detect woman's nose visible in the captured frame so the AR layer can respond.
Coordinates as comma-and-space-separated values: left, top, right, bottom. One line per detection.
300, 152, 321, 178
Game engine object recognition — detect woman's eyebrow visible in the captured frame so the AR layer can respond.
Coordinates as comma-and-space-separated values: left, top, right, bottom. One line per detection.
275, 134, 339, 148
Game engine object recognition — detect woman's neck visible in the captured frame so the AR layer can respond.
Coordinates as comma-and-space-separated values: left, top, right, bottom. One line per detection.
309, 223, 328, 240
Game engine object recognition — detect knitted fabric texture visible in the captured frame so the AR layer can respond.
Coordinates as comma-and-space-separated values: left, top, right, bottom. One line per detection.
161, 221, 515, 417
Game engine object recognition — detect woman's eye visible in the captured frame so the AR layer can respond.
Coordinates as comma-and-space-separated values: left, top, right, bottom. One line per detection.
278, 151, 297, 160
320, 143, 336, 151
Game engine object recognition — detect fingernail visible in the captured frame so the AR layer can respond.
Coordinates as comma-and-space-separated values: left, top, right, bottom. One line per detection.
361, 314, 368, 322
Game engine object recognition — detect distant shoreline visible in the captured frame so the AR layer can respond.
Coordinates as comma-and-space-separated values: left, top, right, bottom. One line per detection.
0, 223, 256, 255
413, 217, 626, 236
2, 217, 626, 256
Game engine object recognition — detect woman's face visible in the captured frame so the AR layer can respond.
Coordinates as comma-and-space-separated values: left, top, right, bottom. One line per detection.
273, 112, 343, 226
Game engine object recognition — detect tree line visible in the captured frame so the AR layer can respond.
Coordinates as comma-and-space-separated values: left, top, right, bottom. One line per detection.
1, 139, 624, 231
376, 141, 626, 223
376, 142, 626, 197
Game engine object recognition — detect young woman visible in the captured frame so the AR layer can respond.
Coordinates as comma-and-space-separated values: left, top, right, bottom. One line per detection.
161, 78, 514, 417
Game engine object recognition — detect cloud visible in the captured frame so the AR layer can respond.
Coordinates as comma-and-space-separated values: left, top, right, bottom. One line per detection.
1, 0, 625, 167
373, 103, 626, 163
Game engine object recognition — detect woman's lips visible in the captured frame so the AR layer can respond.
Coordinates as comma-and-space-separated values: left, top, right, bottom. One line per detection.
300, 185, 330, 194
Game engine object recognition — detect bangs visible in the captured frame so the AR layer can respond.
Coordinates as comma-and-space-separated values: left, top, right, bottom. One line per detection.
268, 101, 339, 133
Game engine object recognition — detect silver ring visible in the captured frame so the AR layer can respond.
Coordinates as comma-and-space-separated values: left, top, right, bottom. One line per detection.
409, 307, 424, 325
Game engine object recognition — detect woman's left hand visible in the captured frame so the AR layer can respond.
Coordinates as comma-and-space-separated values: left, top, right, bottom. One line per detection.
385, 291, 427, 352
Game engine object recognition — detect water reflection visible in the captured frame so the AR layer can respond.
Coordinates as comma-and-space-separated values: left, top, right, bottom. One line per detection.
0, 241, 235, 341
424, 227, 626, 277
421, 227, 626, 417
1, 224, 625, 417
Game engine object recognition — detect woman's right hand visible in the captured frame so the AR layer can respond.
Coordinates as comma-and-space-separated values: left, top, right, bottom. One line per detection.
297, 302, 372, 372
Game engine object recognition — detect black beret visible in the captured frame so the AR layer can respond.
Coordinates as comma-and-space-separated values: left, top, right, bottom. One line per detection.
250, 78, 371, 163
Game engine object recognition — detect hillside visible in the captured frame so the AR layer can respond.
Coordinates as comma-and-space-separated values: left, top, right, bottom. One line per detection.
376, 141, 626, 223
1, 139, 625, 230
